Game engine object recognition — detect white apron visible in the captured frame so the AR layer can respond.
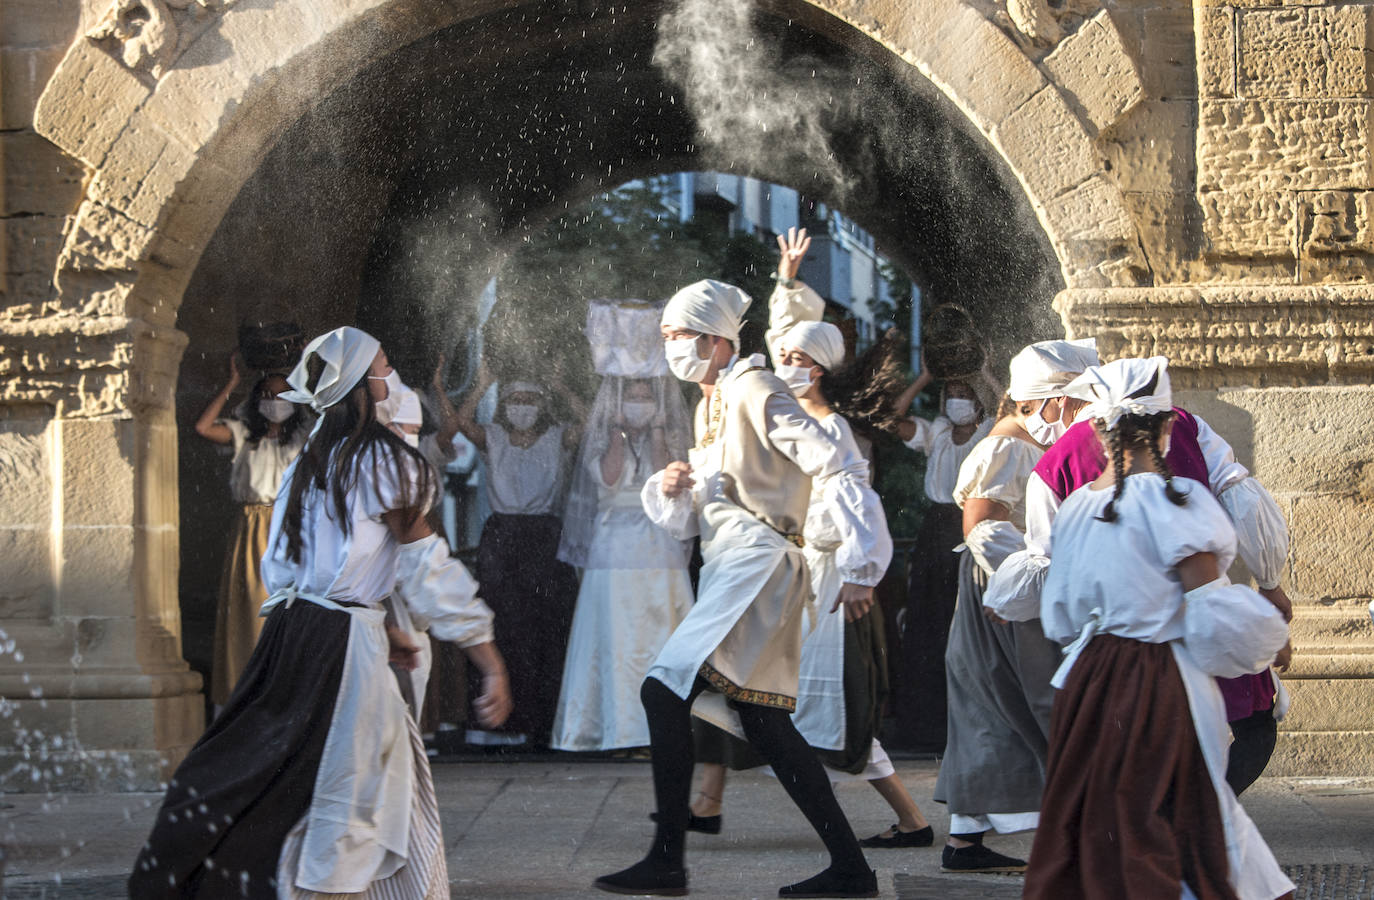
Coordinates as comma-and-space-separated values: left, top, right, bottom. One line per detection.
790, 544, 846, 751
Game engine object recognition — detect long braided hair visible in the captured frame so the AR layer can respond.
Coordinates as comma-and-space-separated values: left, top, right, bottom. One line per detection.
1094, 374, 1188, 523
813, 328, 911, 440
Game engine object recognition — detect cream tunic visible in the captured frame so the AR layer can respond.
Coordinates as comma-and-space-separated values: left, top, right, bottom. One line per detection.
220, 418, 307, 505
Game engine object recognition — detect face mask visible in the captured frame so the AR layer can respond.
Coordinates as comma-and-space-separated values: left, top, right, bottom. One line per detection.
1025, 399, 1068, 446
774, 364, 814, 397
403, 432, 420, 449
371, 371, 406, 424
622, 401, 657, 429
665, 337, 710, 383
944, 398, 978, 426
258, 398, 295, 424
506, 404, 539, 431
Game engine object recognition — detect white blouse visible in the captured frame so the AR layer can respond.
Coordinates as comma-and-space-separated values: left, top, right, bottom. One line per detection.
482, 423, 568, 516
220, 418, 307, 505
952, 433, 1044, 576
1041, 473, 1237, 648
803, 413, 894, 587
904, 415, 994, 505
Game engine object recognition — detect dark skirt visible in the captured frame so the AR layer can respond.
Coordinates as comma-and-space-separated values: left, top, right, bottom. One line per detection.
1023, 635, 1238, 900
128, 601, 351, 899
693, 608, 887, 775
476, 512, 578, 743
896, 502, 964, 750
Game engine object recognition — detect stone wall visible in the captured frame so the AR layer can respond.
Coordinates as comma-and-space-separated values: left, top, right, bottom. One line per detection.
0, 0, 1370, 787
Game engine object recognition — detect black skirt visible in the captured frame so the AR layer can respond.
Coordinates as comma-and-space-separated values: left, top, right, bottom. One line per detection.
895, 502, 963, 751
128, 601, 351, 899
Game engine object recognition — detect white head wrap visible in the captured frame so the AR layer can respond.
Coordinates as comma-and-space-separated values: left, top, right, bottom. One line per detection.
499, 380, 546, 400
1064, 356, 1173, 430
781, 320, 846, 371
390, 387, 424, 427
279, 326, 381, 413
1007, 338, 1100, 401
661, 279, 752, 344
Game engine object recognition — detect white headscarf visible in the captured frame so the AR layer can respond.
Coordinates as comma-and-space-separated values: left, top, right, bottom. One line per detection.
280, 326, 381, 413
661, 279, 752, 344
389, 386, 424, 427
1007, 338, 1099, 401
1064, 356, 1173, 430
782, 320, 845, 371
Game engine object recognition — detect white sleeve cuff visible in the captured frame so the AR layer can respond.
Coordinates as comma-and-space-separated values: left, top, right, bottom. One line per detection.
964, 519, 1025, 576
641, 470, 699, 540
394, 534, 495, 648
983, 549, 1049, 621
1217, 477, 1288, 589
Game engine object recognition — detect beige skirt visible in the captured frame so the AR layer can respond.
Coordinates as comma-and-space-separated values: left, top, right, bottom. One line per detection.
211, 503, 273, 704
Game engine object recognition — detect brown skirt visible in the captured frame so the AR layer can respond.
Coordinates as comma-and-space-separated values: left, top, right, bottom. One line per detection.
210, 504, 273, 705
1023, 635, 1238, 900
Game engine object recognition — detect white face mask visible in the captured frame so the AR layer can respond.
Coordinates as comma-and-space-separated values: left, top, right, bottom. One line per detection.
1025, 398, 1068, 445
622, 401, 657, 429
774, 364, 814, 397
258, 398, 295, 424
506, 404, 539, 431
944, 397, 978, 426
371, 370, 406, 423
665, 337, 711, 383
403, 432, 420, 449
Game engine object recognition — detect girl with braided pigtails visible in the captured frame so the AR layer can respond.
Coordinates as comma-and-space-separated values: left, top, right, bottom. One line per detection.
1023, 357, 1292, 900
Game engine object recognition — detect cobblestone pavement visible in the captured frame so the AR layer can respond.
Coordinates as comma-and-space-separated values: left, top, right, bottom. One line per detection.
4, 760, 1372, 899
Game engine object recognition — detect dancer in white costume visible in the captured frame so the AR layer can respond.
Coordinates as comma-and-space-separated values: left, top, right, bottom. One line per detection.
553, 300, 695, 752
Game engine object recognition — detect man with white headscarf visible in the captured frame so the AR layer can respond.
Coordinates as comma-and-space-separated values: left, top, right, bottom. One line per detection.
595, 279, 880, 898
987, 352, 1294, 797
931, 337, 1099, 873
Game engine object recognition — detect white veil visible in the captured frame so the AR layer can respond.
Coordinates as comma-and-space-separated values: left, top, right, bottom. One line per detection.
558, 300, 693, 569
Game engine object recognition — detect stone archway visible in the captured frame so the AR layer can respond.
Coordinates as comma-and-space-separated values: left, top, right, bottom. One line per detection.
12, 0, 1373, 786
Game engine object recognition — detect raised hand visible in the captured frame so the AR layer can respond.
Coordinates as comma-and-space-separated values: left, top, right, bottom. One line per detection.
776, 226, 811, 282
660, 460, 695, 498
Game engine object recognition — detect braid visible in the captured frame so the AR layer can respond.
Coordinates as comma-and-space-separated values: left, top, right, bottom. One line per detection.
1145, 419, 1189, 507
1098, 427, 1126, 523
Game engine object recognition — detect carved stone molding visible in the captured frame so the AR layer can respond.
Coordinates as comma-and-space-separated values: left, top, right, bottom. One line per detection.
1055, 285, 1374, 386
87, 0, 238, 80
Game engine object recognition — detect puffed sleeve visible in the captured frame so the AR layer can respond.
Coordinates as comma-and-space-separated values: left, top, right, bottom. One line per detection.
361, 444, 437, 519
1193, 414, 1250, 494
219, 418, 248, 456
763, 281, 826, 365
1217, 477, 1289, 589
952, 436, 1034, 511
1142, 482, 1239, 571
902, 416, 936, 455
1181, 576, 1288, 678
393, 534, 495, 647
982, 472, 1059, 621
764, 395, 893, 586
641, 468, 701, 541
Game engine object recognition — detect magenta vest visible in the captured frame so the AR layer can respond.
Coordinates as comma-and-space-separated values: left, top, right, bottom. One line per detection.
1035, 407, 1273, 720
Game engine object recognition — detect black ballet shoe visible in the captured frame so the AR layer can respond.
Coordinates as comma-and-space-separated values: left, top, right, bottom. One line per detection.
649, 810, 723, 834
859, 824, 934, 848
594, 858, 689, 896
939, 842, 1027, 873
777, 866, 879, 898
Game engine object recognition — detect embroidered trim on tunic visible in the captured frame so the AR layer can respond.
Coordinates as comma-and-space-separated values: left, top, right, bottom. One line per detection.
699, 662, 797, 712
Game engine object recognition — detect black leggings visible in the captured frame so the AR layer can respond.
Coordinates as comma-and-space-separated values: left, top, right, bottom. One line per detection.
640, 675, 867, 873
1225, 708, 1277, 796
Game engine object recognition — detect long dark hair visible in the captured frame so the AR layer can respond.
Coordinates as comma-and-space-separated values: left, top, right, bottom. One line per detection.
242, 375, 308, 446
1094, 373, 1187, 523
279, 354, 434, 563
814, 328, 910, 439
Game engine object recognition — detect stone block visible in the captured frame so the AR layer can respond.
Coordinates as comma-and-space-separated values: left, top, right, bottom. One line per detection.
1196, 7, 1235, 99
1270, 730, 1374, 777
33, 38, 151, 168
1042, 10, 1145, 135
90, 116, 208, 230
0, 412, 51, 524
60, 199, 159, 272
59, 527, 136, 618
1122, 190, 1202, 284
992, 86, 1099, 205
4, 215, 66, 277
1043, 174, 1139, 243
0, 0, 83, 49
1198, 99, 1373, 193
1200, 190, 1297, 256
0, 46, 66, 131
1289, 494, 1374, 601
1139, 7, 1198, 100
1237, 5, 1374, 99
1105, 100, 1196, 194
0, 528, 55, 618
60, 417, 135, 526
2, 131, 86, 217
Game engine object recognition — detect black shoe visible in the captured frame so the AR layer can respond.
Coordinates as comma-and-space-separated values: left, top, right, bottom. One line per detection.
860, 824, 934, 848
649, 811, 722, 835
778, 866, 879, 898
594, 859, 689, 896
940, 842, 1027, 873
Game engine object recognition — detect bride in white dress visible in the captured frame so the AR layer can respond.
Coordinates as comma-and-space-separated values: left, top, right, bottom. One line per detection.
552, 301, 695, 752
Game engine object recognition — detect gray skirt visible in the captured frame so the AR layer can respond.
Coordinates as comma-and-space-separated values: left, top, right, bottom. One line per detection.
933, 551, 1061, 816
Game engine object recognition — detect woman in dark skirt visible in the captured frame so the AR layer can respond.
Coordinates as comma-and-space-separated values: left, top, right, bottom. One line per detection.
1025, 357, 1292, 900
129, 327, 510, 899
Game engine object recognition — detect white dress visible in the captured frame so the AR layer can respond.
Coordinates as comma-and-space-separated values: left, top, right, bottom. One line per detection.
551, 437, 695, 751
1043, 475, 1293, 900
